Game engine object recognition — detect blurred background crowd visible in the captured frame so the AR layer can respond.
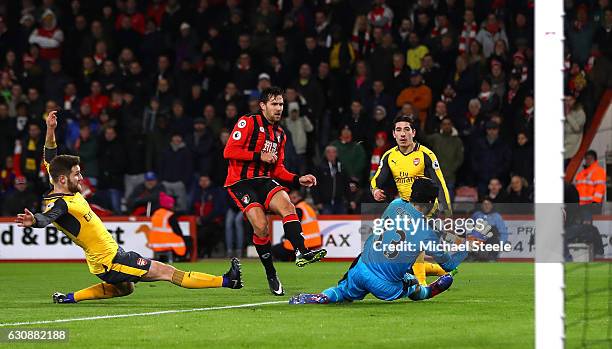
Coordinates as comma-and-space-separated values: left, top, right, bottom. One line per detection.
0, 0, 610, 255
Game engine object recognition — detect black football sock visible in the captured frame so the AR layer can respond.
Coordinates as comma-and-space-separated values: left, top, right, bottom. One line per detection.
253, 236, 276, 278
282, 214, 308, 254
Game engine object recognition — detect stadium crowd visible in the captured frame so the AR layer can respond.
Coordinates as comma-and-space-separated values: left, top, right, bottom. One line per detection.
0, 0, 610, 255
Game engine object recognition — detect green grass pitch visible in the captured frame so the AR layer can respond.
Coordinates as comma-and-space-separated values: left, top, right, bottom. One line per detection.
0, 261, 608, 348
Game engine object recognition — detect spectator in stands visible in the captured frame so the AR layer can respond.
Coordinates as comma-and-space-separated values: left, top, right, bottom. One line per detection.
19, 123, 44, 188
511, 131, 534, 185
28, 10, 63, 61
476, 13, 508, 58
74, 122, 98, 181
506, 175, 532, 205
458, 8, 478, 55
477, 78, 500, 115
0, 155, 17, 197
347, 179, 365, 214
426, 101, 448, 135
395, 70, 431, 130
486, 177, 508, 204
350, 60, 370, 103
157, 133, 192, 212
370, 130, 390, 178
471, 121, 512, 195
593, 8, 612, 60
388, 52, 410, 97
193, 175, 226, 258
420, 54, 444, 100
282, 102, 314, 175
341, 100, 369, 144
426, 117, 464, 201
313, 145, 348, 214
182, 117, 213, 180
563, 95, 586, 166
575, 150, 607, 216
406, 32, 428, 70
330, 127, 366, 184
1, 176, 38, 216
0, 103, 15, 164
471, 197, 508, 260
168, 99, 191, 138
127, 171, 166, 215
567, 4, 595, 66
514, 92, 534, 138
97, 126, 126, 214
82, 81, 110, 118
455, 98, 486, 140
225, 199, 245, 258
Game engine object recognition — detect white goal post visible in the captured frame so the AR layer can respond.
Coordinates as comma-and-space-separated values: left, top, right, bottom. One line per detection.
535, 1, 565, 348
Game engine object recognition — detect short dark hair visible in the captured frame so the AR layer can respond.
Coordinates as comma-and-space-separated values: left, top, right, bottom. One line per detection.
392, 114, 416, 129
410, 177, 438, 204
259, 86, 284, 105
49, 155, 80, 182
585, 150, 597, 160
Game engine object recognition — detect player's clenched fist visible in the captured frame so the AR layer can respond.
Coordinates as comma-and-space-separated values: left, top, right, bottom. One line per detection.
372, 188, 386, 201
46, 110, 58, 130
299, 174, 317, 187
260, 151, 277, 164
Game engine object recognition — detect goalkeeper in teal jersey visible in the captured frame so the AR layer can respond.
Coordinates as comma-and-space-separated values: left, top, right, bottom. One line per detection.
289, 178, 466, 304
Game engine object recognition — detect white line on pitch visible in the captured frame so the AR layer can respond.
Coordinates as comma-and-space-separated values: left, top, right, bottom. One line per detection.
0, 301, 286, 327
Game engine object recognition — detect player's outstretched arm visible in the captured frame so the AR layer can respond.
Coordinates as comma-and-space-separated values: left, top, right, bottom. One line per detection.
16, 199, 68, 228
44, 110, 59, 165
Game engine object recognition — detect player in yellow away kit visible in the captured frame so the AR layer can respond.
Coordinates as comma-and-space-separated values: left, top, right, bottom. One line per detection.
370, 115, 452, 285
15, 111, 243, 304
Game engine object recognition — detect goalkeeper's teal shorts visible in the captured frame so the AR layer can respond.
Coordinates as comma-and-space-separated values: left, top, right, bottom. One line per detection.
322, 260, 418, 302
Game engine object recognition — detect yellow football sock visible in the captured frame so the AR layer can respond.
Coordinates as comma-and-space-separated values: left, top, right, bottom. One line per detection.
74, 283, 124, 302
171, 270, 223, 289
425, 262, 447, 276
413, 252, 427, 286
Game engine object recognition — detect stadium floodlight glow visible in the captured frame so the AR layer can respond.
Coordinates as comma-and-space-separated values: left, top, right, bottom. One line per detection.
535, 1, 565, 348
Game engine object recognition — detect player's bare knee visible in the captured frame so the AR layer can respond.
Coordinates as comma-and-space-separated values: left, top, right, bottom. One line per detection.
252, 221, 269, 237
279, 203, 296, 217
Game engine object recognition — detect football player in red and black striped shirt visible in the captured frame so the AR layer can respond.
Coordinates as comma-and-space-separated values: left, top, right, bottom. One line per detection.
224, 87, 327, 296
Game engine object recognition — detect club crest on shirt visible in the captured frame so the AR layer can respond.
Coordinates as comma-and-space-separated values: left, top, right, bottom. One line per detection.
413, 158, 420, 166
136, 258, 148, 267
262, 140, 278, 154
241, 194, 250, 205
44, 202, 54, 212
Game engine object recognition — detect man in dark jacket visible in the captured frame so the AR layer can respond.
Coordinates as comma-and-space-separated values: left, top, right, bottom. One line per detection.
97, 126, 127, 214
185, 118, 215, 180
1, 176, 38, 216
471, 121, 512, 195
158, 133, 193, 212
313, 145, 348, 214
127, 171, 167, 215
192, 175, 227, 258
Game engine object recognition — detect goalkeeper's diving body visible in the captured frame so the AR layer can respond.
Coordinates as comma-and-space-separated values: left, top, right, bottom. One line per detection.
15, 111, 243, 304
370, 115, 453, 285
289, 178, 466, 304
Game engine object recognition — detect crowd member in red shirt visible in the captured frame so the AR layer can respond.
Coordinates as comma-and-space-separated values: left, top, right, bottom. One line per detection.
81, 81, 109, 118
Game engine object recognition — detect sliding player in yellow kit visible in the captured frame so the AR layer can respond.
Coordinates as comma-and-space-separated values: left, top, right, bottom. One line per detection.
370, 115, 452, 285
15, 111, 242, 304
